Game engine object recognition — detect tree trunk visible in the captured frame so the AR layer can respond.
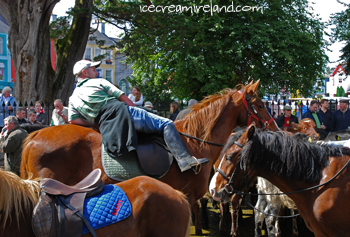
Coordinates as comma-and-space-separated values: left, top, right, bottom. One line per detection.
0, 0, 93, 105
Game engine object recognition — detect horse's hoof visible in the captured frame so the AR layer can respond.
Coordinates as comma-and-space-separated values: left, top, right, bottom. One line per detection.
195, 229, 203, 235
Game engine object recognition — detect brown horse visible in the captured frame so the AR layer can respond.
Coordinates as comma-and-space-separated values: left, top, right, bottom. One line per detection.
0, 169, 190, 237
281, 118, 320, 140
20, 80, 278, 234
210, 125, 350, 237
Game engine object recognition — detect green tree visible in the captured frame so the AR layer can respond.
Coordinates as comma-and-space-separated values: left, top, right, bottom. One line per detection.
0, 0, 93, 104
95, 0, 328, 101
329, 0, 350, 74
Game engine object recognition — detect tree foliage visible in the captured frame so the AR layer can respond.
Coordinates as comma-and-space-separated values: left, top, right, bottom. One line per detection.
0, 0, 93, 104
329, 0, 350, 74
95, 0, 328, 100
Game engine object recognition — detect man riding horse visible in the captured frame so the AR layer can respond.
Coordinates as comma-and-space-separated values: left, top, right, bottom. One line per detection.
68, 60, 208, 173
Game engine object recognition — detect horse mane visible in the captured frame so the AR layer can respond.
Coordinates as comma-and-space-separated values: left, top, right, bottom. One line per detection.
0, 169, 40, 228
176, 85, 245, 145
225, 129, 350, 183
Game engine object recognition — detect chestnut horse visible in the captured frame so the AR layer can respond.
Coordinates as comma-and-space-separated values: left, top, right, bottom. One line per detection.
20, 80, 278, 234
210, 125, 350, 236
0, 169, 190, 237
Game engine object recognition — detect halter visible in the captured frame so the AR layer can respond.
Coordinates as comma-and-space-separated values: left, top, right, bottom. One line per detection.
237, 90, 275, 129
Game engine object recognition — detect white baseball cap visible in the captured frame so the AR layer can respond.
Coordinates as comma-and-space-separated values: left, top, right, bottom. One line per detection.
145, 101, 153, 107
73, 60, 101, 76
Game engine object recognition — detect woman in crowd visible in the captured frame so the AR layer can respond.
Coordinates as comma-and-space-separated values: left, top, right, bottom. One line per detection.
0, 87, 16, 130
169, 101, 180, 121
35, 101, 47, 125
128, 86, 144, 106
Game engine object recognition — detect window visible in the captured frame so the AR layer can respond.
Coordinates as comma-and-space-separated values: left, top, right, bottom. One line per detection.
339, 77, 343, 84
105, 49, 113, 64
96, 68, 103, 78
119, 79, 128, 94
105, 69, 113, 83
94, 48, 102, 62
84, 47, 92, 61
0, 62, 4, 81
0, 37, 3, 55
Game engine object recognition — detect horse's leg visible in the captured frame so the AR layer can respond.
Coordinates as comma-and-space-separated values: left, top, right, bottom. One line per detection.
254, 195, 266, 237
200, 197, 209, 229
291, 209, 299, 236
230, 194, 242, 237
192, 200, 203, 235
219, 202, 229, 235
264, 200, 282, 237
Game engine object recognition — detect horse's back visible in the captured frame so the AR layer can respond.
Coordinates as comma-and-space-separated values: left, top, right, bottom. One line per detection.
20, 125, 102, 184
92, 176, 190, 237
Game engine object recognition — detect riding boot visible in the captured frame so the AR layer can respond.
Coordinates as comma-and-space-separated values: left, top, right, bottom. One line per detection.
163, 123, 209, 173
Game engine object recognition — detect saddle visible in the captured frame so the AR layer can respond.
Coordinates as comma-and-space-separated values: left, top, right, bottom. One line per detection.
32, 169, 104, 237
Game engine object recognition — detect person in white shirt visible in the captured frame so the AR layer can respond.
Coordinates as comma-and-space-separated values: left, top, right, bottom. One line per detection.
128, 86, 144, 106
51, 99, 69, 126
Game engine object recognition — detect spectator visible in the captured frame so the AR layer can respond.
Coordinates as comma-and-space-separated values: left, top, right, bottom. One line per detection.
176, 99, 198, 120
276, 105, 298, 127
296, 101, 307, 121
301, 100, 327, 139
128, 86, 144, 106
16, 107, 29, 125
0, 87, 16, 130
319, 99, 332, 133
331, 99, 350, 132
28, 110, 40, 125
262, 99, 271, 115
0, 116, 28, 175
169, 101, 180, 121
272, 112, 277, 120
143, 101, 158, 114
51, 99, 69, 126
35, 101, 47, 125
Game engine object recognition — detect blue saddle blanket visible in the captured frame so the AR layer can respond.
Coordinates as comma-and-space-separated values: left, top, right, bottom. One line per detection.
82, 184, 132, 234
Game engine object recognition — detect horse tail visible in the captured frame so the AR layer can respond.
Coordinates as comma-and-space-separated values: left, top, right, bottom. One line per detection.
20, 130, 41, 179
175, 190, 191, 237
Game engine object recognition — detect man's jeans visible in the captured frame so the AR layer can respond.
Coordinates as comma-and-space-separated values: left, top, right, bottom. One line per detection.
128, 106, 172, 134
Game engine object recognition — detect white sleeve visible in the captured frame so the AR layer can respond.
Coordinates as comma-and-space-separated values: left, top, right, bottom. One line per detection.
133, 94, 144, 106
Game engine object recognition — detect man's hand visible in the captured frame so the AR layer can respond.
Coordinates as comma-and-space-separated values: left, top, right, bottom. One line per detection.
321, 125, 326, 129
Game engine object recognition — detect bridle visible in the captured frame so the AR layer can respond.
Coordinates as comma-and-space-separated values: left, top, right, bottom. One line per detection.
215, 139, 350, 218
237, 90, 275, 130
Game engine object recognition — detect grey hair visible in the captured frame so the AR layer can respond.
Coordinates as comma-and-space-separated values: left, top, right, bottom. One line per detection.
54, 99, 63, 104
6, 116, 19, 126
2, 86, 11, 94
188, 99, 198, 107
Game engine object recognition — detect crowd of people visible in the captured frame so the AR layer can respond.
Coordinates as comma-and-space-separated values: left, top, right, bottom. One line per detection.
273, 98, 350, 139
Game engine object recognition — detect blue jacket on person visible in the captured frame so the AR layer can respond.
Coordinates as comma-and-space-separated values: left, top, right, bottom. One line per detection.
331, 109, 350, 132
301, 108, 324, 127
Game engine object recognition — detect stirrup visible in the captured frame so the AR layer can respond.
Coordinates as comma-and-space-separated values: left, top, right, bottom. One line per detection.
191, 157, 202, 175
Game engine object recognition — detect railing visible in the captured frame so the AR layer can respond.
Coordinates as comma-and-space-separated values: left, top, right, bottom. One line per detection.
1, 99, 346, 126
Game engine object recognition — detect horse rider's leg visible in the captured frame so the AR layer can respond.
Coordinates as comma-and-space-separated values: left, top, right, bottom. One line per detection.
128, 106, 209, 172
254, 195, 266, 237
230, 194, 242, 237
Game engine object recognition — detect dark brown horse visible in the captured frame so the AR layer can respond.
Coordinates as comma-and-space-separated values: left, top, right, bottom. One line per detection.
210, 125, 350, 236
20, 80, 278, 234
0, 169, 190, 237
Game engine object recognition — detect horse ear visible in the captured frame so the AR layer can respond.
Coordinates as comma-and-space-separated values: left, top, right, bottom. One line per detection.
246, 80, 260, 95
247, 124, 255, 140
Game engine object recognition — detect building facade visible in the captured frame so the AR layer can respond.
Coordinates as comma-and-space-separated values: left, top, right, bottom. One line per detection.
0, 15, 14, 90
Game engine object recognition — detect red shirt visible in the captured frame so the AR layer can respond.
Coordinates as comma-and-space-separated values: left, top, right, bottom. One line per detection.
283, 116, 291, 127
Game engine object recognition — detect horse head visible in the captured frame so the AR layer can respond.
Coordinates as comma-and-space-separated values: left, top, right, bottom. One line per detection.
209, 124, 257, 203
291, 118, 320, 140
237, 80, 279, 132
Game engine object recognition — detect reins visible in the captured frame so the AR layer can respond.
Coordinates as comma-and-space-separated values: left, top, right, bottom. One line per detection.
179, 132, 224, 147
